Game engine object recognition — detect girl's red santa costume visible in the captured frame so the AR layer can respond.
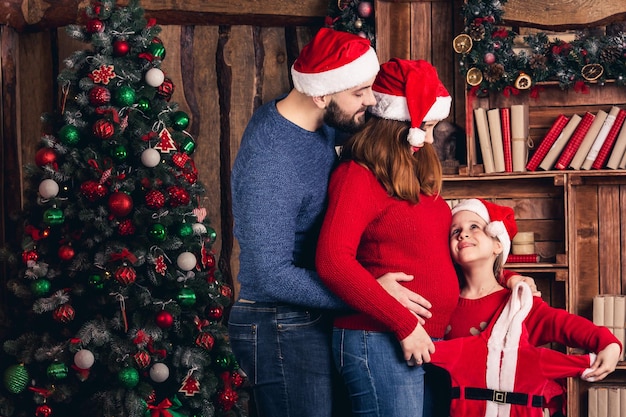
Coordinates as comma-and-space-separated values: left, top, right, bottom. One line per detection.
431, 282, 596, 417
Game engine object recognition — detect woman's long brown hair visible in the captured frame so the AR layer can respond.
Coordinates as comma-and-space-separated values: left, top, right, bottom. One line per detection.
340, 116, 443, 204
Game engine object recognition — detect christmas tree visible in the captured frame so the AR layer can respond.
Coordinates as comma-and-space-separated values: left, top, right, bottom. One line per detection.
0, 1, 245, 416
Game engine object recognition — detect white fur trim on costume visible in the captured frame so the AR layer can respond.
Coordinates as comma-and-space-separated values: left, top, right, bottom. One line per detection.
485, 220, 511, 264
485, 282, 533, 417
408, 128, 426, 147
291, 47, 380, 97
423, 96, 452, 122
581, 353, 598, 381
370, 92, 410, 121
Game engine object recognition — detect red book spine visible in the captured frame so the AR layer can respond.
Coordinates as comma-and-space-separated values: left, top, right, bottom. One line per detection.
591, 109, 626, 169
526, 114, 569, 171
554, 112, 595, 170
500, 108, 513, 172
506, 254, 540, 263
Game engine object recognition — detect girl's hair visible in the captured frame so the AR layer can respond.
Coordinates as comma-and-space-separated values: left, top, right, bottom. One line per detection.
340, 116, 443, 203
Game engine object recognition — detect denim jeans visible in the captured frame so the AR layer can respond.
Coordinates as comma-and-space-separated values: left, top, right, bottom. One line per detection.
333, 328, 426, 417
228, 301, 349, 417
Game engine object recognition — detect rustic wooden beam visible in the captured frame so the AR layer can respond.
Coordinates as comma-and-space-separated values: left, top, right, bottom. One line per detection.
0, 0, 328, 32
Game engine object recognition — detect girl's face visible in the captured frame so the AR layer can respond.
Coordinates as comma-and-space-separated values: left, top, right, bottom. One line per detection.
421, 121, 439, 144
449, 210, 503, 265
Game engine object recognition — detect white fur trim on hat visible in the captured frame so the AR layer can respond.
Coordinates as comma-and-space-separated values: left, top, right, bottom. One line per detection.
451, 199, 490, 223
422, 96, 452, 122
408, 128, 426, 146
370, 91, 410, 121
485, 220, 511, 266
291, 47, 379, 97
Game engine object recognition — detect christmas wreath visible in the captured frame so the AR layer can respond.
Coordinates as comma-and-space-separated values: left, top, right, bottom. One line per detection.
456, 0, 626, 95
326, 0, 376, 47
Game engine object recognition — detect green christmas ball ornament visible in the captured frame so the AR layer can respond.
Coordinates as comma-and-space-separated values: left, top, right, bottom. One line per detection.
118, 367, 139, 388
215, 353, 235, 369
136, 97, 151, 112
31, 279, 52, 296
58, 124, 81, 146
148, 42, 166, 59
149, 223, 167, 242
177, 287, 197, 307
206, 226, 217, 244
171, 111, 190, 131
111, 144, 128, 161
177, 222, 194, 238
114, 85, 136, 107
46, 362, 69, 380
43, 207, 65, 225
88, 273, 105, 290
179, 136, 196, 155
4, 364, 29, 394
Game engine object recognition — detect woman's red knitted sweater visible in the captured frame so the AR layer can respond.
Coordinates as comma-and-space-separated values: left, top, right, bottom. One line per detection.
316, 161, 459, 340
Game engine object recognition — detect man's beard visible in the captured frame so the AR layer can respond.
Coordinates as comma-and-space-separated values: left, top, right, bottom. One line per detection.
323, 99, 366, 133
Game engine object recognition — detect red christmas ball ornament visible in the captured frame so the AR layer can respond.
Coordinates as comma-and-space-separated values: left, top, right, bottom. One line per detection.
195, 332, 215, 350
53, 304, 75, 323
156, 78, 174, 101
145, 189, 166, 210
86, 18, 105, 33
93, 118, 115, 140
155, 310, 174, 328
58, 245, 75, 261
35, 404, 53, 417
134, 350, 151, 369
167, 186, 190, 207
231, 371, 245, 388
115, 265, 137, 285
80, 180, 108, 202
220, 284, 233, 299
118, 219, 136, 236
22, 249, 39, 264
358, 1, 373, 18
108, 192, 133, 217
89, 86, 111, 106
217, 387, 238, 411
207, 305, 224, 321
484, 52, 496, 65
113, 39, 130, 56
35, 148, 57, 167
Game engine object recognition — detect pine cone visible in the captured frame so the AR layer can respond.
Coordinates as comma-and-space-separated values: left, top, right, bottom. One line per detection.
529, 53, 548, 71
484, 63, 505, 83
600, 46, 621, 63
469, 24, 486, 41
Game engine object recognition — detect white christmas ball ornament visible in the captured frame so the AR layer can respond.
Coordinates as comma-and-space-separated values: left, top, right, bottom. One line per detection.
141, 148, 161, 167
177, 252, 197, 271
192, 222, 207, 236
149, 363, 170, 382
39, 179, 60, 199
145, 68, 165, 87
74, 349, 95, 369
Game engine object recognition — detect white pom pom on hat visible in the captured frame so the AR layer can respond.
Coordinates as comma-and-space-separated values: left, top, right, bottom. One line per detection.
451, 198, 518, 264
369, 58, 451, 147
291, 28, 380, 97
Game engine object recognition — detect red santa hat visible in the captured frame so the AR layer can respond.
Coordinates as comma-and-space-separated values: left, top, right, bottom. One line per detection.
451, 198, 518, 264
291, 28, 380, 97
369, 58, 451, 147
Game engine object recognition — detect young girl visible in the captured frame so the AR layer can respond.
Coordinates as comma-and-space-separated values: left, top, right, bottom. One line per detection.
431, 198, 621, 416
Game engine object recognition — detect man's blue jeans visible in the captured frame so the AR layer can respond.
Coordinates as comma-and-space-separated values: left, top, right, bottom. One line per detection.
228, 302, 348, 417
332, 328, 426, 417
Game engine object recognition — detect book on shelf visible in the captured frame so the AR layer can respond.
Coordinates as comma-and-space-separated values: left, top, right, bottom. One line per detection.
607, 114, 626, 169
592, 108, 626, 169
506, 253, 540, 263
487, 108, 506, 172
510, 104, 528, 172
619, 145, 626, 169
474, 107, 496, 173
581, 106, 622, 170
568, 110, 608, 169
500, 107, 513, 172
537, 114, 581, 171
554, 111, 595, 170
525, 114, 569, 172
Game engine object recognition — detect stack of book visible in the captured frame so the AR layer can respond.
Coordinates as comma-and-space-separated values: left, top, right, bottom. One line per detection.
588, 386, 626, 417
474, 105, 529, 173
525, 106, 626, 171
592, 294, 625, 362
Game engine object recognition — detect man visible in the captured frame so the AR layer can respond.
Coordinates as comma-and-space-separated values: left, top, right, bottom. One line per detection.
228, 28, 431, 417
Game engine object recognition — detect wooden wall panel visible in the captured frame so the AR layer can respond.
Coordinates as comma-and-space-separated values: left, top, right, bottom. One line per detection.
598, 185, 621, 295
